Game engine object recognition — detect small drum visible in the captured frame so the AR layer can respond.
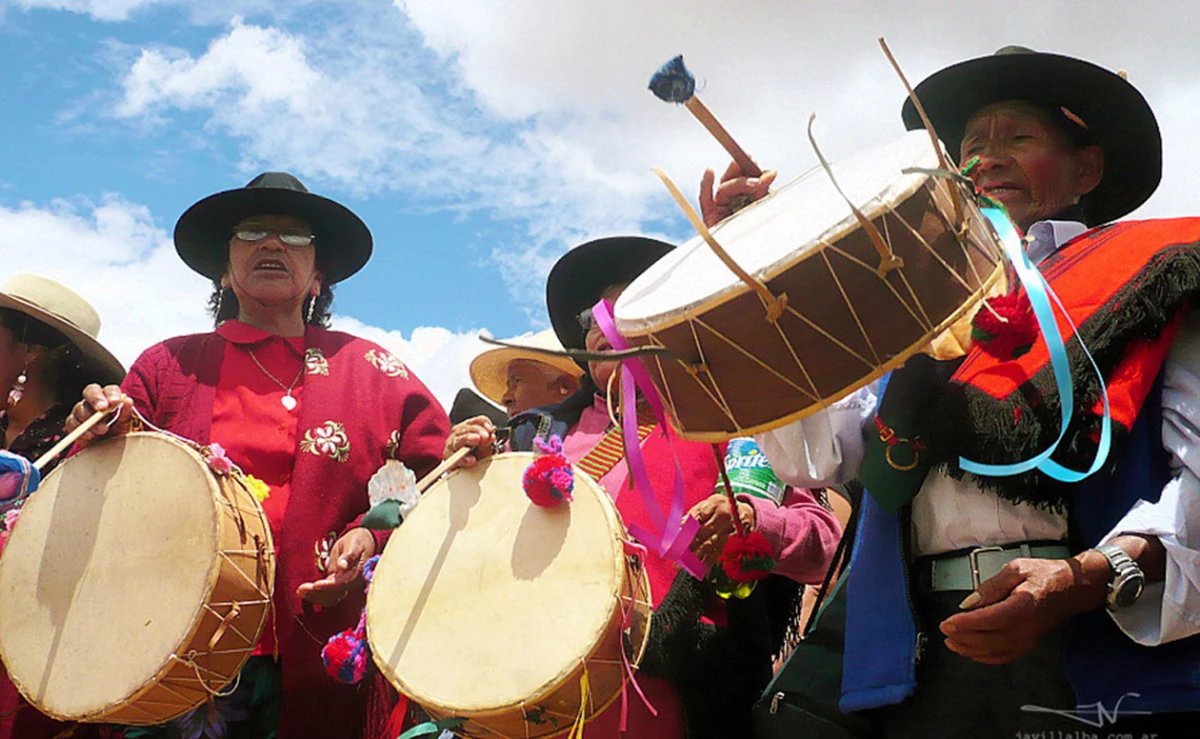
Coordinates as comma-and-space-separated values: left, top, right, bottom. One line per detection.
368, 453, 651, 738
615, 130, 1006, 441
0, 432, 275, 724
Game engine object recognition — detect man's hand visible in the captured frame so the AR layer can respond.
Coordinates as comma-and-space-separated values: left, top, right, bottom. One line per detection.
940, 552, 1109, 664
443, 416, 497, 469
65, 384, 135, 447
687, 493, 757, 568
699, 160, 777, 227
297, 528, 376, 607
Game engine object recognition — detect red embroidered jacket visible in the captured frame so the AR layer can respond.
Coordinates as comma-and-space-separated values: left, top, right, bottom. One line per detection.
122, 326, 449, 739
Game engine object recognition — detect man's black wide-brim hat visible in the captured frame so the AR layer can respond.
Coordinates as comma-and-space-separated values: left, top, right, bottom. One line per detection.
174, 172, 373, 284
547, 236, 675, 353
901, 46, 1161, 226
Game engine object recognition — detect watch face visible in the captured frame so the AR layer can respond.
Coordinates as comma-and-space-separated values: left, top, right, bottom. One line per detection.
1113, 575, 1145, 608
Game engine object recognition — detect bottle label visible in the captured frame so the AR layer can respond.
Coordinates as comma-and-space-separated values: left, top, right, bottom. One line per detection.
717, 437, 785, 505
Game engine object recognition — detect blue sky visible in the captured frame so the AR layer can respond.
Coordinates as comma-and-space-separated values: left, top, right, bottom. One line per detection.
2, 0, 1198, 406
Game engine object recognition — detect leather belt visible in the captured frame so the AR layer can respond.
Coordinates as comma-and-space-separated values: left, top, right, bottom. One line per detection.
917, 542, 1072, 592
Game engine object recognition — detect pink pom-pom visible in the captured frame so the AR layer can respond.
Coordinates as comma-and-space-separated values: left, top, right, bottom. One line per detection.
523, 438, 575, 508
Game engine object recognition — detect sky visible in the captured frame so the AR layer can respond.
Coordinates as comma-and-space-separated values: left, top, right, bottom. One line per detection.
1, 0, 1198, 408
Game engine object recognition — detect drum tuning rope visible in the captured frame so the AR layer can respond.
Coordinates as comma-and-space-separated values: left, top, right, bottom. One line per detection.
805, 114, 905, 278
878, 37, 966, 228
650, 166, 788, 322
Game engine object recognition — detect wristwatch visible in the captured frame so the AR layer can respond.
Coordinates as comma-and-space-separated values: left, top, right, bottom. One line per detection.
1095, 543, 1145, 611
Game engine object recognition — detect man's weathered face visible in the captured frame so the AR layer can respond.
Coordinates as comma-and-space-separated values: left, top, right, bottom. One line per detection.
501, 359, 576, 416
960, 100, 1103, 231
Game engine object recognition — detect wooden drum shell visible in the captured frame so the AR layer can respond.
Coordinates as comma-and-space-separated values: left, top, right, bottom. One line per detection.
619, 163, 1004, 442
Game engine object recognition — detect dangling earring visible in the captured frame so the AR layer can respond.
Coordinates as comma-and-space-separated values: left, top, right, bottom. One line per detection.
8, 364, 28, 406
215, 286, 225, 319
305, 295, 317, 324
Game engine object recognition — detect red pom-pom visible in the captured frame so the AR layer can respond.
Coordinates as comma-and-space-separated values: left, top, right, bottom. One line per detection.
971, 291, 1038, 360
719, 529, 776, 583
523, 453, 575, 508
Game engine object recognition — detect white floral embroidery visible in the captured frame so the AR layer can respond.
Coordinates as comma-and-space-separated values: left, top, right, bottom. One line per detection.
365, 349, 409, 379
305, 348, 329, 375
299, 421, 351, 463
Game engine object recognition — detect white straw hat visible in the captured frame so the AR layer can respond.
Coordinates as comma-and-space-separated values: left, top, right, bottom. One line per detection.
0, 274, 124, 385
469, 329, 584, 405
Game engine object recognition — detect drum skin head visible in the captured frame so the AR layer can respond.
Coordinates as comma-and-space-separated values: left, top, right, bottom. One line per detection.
0, 434, 219, 720
368, 453, 629, 716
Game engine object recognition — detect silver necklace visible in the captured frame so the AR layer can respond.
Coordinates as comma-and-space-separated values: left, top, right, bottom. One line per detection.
247, 348, 304, 411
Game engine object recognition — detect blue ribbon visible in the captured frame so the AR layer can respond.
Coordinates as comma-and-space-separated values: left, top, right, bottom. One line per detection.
957, 206, 1112, 482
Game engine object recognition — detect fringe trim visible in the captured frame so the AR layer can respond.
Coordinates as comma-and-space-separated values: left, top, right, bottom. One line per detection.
924, 243, 1200, 509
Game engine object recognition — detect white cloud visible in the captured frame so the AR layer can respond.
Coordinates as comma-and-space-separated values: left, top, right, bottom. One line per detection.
116, 20, 320, 119
0, 195, 479, 409
12, 0, 161, 21
329, 316, 486, 410
0, 195, 211, 367
98, 2, 1200, 317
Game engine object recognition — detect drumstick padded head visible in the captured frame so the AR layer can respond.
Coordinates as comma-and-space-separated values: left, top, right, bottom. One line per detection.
649, 55, 696, 103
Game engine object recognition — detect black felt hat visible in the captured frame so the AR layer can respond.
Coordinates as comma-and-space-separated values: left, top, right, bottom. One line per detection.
174, 172, 373, 284
901, 46, 1161, 225
448, 387, 509, 427
546, 236, 675, 353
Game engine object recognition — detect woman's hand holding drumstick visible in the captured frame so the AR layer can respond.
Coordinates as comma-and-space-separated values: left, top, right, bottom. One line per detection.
65, 384, 136, 449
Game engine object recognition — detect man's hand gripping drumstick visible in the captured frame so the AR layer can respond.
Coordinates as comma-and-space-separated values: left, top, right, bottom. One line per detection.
648, 54, 777, 227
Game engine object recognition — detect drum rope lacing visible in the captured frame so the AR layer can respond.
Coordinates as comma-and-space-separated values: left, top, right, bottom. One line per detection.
651, 166, 789, 323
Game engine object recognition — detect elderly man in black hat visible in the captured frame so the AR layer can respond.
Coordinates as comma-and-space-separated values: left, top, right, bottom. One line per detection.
706, 47, 1200, 736
68, 173, 451, 739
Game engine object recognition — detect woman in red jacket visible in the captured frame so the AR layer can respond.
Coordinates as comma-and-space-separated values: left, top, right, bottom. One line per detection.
67, 173, 450, 739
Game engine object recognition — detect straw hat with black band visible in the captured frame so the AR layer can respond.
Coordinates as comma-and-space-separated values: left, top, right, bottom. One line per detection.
174, 172, 373, 285
901, 45, 1161, 226
546, 236, 675, 362
0, 274, 124, 386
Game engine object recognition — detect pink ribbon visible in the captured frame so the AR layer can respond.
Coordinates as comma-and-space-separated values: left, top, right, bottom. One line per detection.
593, 300, 707, 579
618, 539, 657, 730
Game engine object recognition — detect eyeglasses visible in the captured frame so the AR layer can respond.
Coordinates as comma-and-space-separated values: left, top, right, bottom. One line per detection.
233, 229, 316, 248
577, 307, 596, 332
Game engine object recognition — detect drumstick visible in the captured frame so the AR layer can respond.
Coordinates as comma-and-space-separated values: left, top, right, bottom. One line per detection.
878, 37, 965, 226
649, 55, 763, 178
416, 446, 472, 495
711, 445, 747, 540
32, 406, 120, 472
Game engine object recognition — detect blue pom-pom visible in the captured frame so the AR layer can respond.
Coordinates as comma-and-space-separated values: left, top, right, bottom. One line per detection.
649, 54, 695, 103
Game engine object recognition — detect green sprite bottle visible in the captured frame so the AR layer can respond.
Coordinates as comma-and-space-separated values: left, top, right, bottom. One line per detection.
710, 437, 784, 599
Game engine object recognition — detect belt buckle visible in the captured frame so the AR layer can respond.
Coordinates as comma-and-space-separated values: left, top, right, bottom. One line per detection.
968, 546, 1005, 589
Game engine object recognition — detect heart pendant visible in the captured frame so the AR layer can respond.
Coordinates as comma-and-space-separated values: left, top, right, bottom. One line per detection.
281, 394, 298, 411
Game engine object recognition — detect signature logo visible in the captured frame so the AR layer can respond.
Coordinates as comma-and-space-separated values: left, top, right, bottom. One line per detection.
1021, 692, 1152, 728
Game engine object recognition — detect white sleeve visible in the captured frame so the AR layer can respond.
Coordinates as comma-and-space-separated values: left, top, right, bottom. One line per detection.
1102, 309, 1200, 645
753, 382, 877, 488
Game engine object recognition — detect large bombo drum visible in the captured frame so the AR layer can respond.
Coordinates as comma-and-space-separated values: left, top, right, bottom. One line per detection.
0, 432, 275, 724
368, 453, 651, 739
615, 131, 1006, 441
